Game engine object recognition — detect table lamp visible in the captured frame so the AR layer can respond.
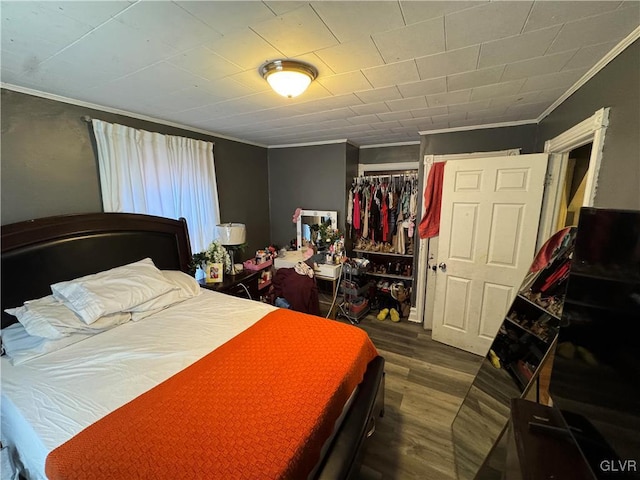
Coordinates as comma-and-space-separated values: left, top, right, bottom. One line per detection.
216, 223, 246, 275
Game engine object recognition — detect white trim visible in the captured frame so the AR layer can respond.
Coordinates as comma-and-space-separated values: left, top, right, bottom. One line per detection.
538, 27, 640, 122
1, 83, 267, 148
268, 138, 349, 149
544, 107, 609, 207
422, 149, 520, 163
358, 161, 419, 176
587, 118, 608, 206
360, 141, 420, 149
543, 107, 609, 153
419, 119, 536, 136
356, 161, 419, 321
536, 153, 567, 252
538, 107, 609, 248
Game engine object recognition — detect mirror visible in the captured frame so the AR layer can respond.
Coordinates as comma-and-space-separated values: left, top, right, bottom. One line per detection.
296, 210, 337, 251
452, 228, 576, 479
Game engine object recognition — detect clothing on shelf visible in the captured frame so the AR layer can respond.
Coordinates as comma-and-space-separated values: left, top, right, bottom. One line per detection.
347, 173, 419, 251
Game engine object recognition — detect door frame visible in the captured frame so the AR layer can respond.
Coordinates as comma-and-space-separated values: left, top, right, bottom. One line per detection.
536, 107, 609, 250
358, 161, 420, 321
416, 149, 521, 329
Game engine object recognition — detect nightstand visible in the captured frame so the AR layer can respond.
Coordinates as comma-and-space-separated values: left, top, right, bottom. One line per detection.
199, 269, 260, 300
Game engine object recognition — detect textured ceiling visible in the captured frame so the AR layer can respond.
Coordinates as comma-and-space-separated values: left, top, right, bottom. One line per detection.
2, 1, 639, 147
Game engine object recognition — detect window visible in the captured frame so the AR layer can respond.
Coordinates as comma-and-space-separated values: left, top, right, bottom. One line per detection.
92, 120, 219, 253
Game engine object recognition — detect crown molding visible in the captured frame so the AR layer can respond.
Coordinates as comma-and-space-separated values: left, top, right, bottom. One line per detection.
538, 26, 640, 123
544, 107, 610, 153
268, 139, 349, 149
419, 119, 537, 136
360, 141, 420, 149
0, 83, 268, 148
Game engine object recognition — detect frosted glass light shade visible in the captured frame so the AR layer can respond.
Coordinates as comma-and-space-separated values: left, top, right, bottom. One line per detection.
216, 223, 246, 246
266, 71, 312, 98
260, 60, 318, 98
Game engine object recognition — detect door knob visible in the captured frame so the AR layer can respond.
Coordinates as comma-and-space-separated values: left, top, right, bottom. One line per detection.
431, 264, 437, 272
438, 263, 447, 272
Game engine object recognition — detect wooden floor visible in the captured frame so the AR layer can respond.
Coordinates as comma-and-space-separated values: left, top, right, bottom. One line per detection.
332, 311, 483, 480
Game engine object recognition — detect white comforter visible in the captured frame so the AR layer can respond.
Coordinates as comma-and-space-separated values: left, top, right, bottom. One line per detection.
1, 290, 276, 480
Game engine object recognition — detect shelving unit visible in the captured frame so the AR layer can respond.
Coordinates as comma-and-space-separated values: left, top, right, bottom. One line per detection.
337, 261, 370, 324
243, 259, 273, 301
352, 249, 413, 318
352, 249, 412, 258
489, 229, 577, 395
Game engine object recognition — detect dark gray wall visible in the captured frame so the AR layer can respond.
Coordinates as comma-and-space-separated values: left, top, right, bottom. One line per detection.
359, 144, 420, 165
536, 39, 640, 210
268, 143, 348, 248
422, 124, 538, 155
1, 89, 270, 259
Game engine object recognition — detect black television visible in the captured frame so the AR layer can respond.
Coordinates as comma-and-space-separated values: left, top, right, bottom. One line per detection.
549, 207, 640, 479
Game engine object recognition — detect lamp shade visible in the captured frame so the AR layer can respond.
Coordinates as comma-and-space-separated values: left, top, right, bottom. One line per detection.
260, 60, 318, 98
216, 223, 246, 246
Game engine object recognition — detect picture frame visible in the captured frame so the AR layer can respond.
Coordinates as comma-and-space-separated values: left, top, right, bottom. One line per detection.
205, 263, 223, 283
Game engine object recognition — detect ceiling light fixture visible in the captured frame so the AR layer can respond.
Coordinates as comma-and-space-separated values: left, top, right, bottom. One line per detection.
260, 59, 318, 98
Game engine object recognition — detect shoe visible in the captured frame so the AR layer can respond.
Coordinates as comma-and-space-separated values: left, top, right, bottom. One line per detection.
488, 349, 501, 369
390, 308, 400, 322
377, 308, 389, 321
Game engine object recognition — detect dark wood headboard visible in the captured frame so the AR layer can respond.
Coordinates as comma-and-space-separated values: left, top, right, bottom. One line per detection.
1, 213, 192, 328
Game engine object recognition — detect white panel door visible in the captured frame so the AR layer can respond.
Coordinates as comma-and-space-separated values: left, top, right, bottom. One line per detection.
432, 154, 548, 355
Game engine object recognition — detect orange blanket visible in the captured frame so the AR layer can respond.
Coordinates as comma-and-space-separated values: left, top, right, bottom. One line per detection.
45, 309, 378, 479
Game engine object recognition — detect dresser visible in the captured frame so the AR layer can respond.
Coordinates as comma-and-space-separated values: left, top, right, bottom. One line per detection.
199, 269, 260, 301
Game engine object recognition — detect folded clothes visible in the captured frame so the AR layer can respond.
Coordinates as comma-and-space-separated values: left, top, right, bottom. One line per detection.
294, 261, 314, 278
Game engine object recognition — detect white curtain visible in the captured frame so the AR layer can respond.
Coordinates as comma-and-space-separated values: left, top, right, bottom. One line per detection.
92, 119, 220, 253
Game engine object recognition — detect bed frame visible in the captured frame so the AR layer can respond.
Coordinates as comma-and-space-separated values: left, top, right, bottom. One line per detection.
1, 212, 385, 480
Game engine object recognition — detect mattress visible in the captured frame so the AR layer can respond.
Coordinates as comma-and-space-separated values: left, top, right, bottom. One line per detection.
1, 290, 277, 479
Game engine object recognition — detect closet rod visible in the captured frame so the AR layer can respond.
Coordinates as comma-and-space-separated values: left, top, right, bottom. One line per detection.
356, 172, 417, 180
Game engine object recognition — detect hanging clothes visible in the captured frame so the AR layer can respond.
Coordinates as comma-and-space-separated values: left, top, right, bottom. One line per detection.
418, 161, 446, 239
362, 186, 370, 238
353, 189, 361, 231
346, 188, 353, 228
379, 183, 388, 242
349, 172, 419, 247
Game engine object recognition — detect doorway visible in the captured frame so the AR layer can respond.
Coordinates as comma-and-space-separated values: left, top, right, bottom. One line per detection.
555, 143, 592, 229
537, 107, 610, 250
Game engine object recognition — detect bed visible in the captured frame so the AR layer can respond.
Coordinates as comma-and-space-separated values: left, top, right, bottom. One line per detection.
1, 212, 385, 480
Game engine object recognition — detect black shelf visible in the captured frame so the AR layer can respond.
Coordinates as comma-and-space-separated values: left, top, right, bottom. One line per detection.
367, 272, 413, 281
504, 315, 555, 345
353, 248, 413, 258
516, 293, 561, 321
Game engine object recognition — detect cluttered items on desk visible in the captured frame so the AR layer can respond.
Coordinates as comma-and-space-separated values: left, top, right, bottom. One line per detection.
280, 208, 347, 279
274, 250, 342, 280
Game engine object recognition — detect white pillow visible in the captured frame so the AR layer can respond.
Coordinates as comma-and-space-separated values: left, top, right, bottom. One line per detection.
129, 270, 201, 321
1, 323, 93, 365
162, 270, 201, 298
5, 295, 131, 340
51, 258, 177, 324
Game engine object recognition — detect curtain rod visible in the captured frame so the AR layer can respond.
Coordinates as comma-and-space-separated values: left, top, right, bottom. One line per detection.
81, 115, 92, 123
